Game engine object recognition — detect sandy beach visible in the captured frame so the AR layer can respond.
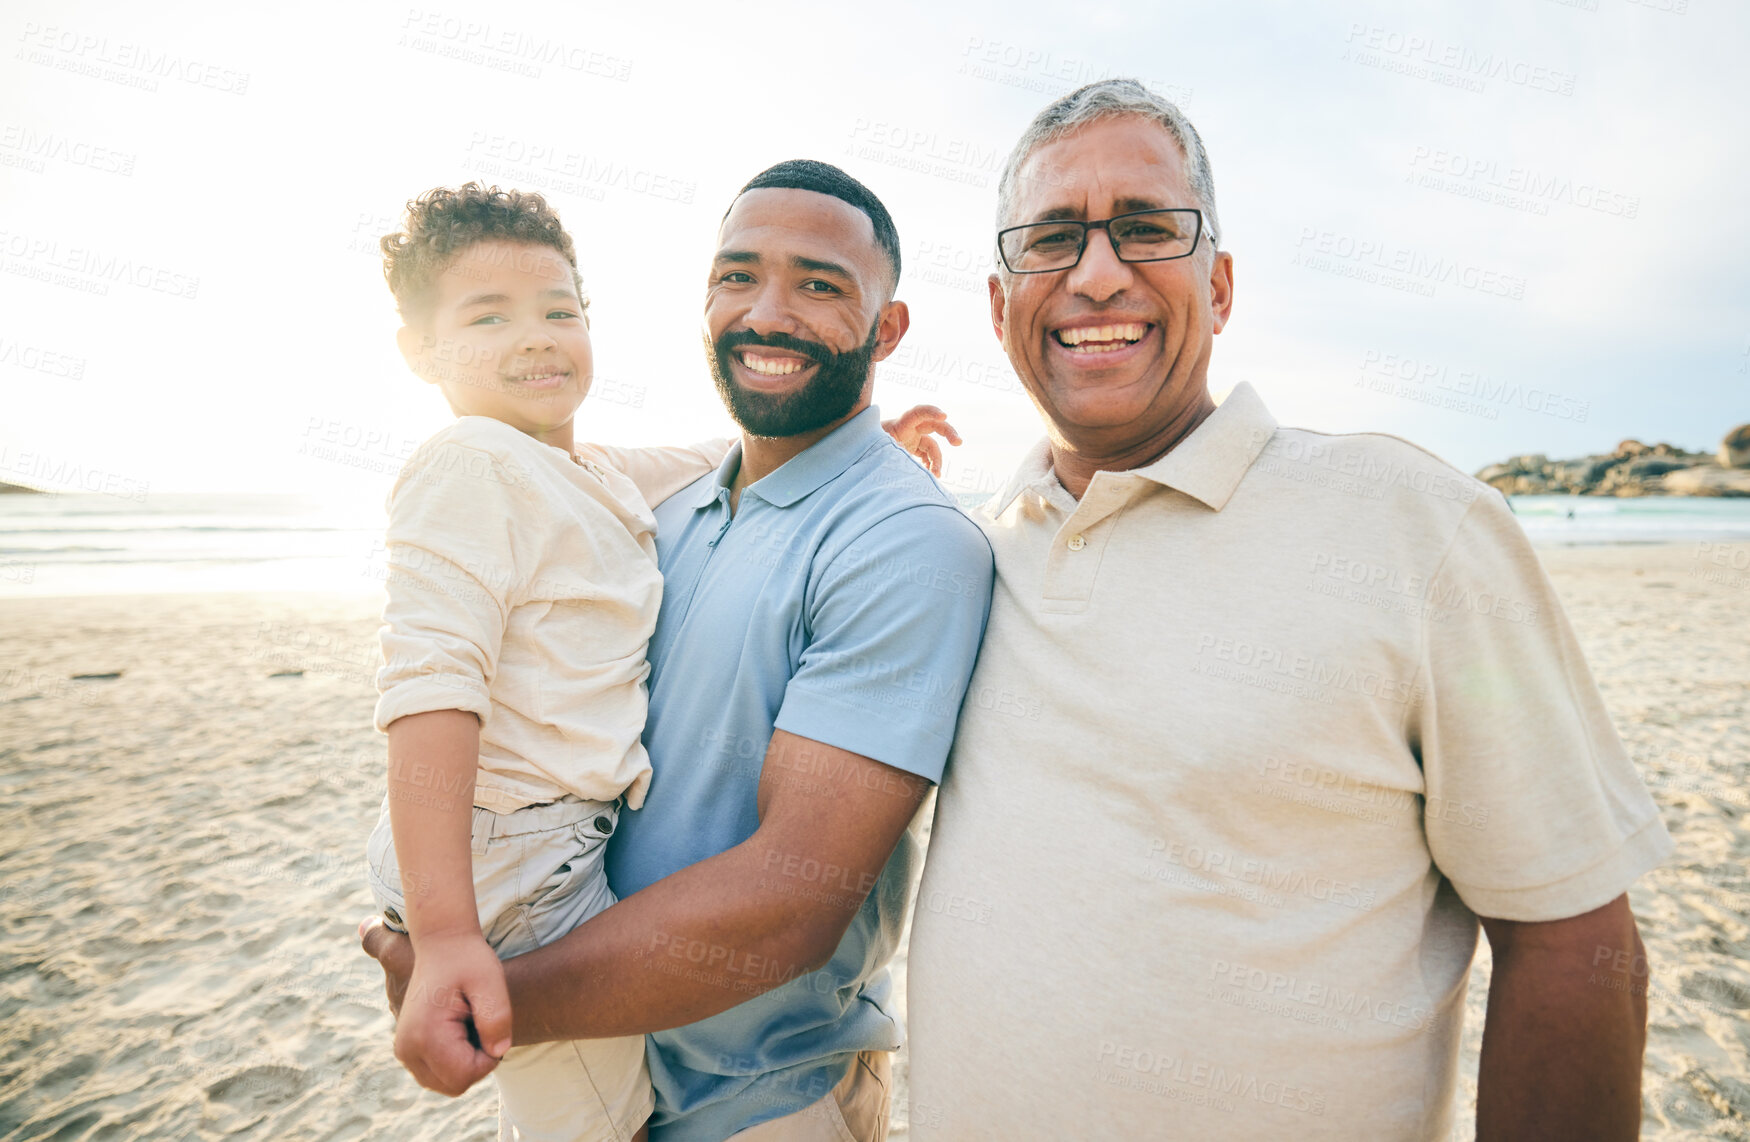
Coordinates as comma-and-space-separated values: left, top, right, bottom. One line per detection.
1, 542, 1746, 1140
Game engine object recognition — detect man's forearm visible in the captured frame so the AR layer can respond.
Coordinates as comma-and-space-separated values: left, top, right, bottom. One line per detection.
1476, 897, 1648, 1141
501, 835, 838, 1044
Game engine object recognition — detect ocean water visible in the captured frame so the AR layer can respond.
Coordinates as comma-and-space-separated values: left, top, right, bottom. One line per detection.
0, 493, 387, 598
3, 490, 1750, 598
1506, 494, 1750, 546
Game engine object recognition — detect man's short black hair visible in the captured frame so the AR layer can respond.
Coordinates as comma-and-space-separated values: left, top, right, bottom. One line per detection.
732, 160, 902, 293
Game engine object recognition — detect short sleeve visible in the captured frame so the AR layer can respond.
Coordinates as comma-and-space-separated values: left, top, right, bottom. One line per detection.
1412, 491, 1672, 921
775, 506, 995, 782
583, 439, 732, 509
374, 433, 539, 733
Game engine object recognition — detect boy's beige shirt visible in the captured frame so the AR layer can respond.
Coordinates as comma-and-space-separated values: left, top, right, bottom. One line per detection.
375, 415, 723, 814
906, 383, 1671, 1140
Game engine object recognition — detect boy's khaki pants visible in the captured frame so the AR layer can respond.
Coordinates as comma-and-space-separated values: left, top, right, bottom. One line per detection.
367, 795, 654, 1142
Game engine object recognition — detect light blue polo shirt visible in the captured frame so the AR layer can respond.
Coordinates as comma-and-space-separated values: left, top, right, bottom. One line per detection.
606, 406, 994, 1142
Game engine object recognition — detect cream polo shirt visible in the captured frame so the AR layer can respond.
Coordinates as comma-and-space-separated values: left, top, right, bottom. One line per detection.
374, 416, 724, 814
906, 383, 1671, 1141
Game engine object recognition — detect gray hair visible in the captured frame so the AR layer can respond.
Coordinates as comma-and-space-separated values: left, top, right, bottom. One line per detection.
996, 78, 1221, 256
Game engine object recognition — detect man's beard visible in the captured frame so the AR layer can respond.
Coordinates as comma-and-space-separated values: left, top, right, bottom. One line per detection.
708, 322, 879, 438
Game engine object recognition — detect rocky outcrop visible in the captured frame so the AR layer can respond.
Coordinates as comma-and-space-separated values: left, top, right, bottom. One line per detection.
1476, 435, 1748, 497
1722, 424, 1750, 469
1661, 467, 1750, 496
0, 481, 47, 494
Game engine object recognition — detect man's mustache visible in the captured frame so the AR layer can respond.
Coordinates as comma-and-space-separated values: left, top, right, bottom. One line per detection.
714, 329, 836, 369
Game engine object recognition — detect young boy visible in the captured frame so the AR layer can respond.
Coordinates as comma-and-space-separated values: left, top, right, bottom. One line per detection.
364, 183, 953, 1140
364, 182, 725, 1142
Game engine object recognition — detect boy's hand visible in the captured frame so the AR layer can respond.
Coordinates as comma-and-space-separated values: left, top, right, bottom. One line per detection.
881, 405, 962, 476
393, 929, 512, 1097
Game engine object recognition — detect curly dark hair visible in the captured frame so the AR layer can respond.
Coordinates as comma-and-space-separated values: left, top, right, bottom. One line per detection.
380, 182, 584, 326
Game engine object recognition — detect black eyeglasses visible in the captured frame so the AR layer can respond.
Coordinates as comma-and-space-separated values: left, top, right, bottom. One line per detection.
996, 208, 1204, 274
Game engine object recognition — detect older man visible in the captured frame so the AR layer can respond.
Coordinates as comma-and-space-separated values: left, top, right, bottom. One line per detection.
906, 80, 1670, 1140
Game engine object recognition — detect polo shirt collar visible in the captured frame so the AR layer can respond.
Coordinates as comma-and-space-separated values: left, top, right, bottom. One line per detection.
688, 405, 889, 512
989, 382, 1278, 516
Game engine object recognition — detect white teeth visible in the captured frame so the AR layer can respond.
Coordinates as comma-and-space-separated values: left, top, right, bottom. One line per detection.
742, 352, 806, 377
1057, 322, 1147, 347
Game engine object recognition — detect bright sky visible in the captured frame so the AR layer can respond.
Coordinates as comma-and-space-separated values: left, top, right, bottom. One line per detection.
2, 0, 1745, 502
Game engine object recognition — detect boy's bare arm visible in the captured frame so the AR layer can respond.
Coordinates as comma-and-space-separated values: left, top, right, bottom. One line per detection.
384, 710, 514, 1096
384, 710, 482, 940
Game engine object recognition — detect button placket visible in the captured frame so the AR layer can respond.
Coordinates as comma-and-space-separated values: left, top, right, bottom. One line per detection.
1041, 478, 1134, 610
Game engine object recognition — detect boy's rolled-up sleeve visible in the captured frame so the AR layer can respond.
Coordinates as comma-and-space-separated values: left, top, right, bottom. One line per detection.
374, 434, 539, 733
1413, 490, 1673, 921
775, 506, 995, 782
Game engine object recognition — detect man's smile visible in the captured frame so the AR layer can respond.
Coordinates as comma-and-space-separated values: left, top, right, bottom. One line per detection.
728, 344, 826, 391
1047, 319, 1157, 366
737, 348, 819, 379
